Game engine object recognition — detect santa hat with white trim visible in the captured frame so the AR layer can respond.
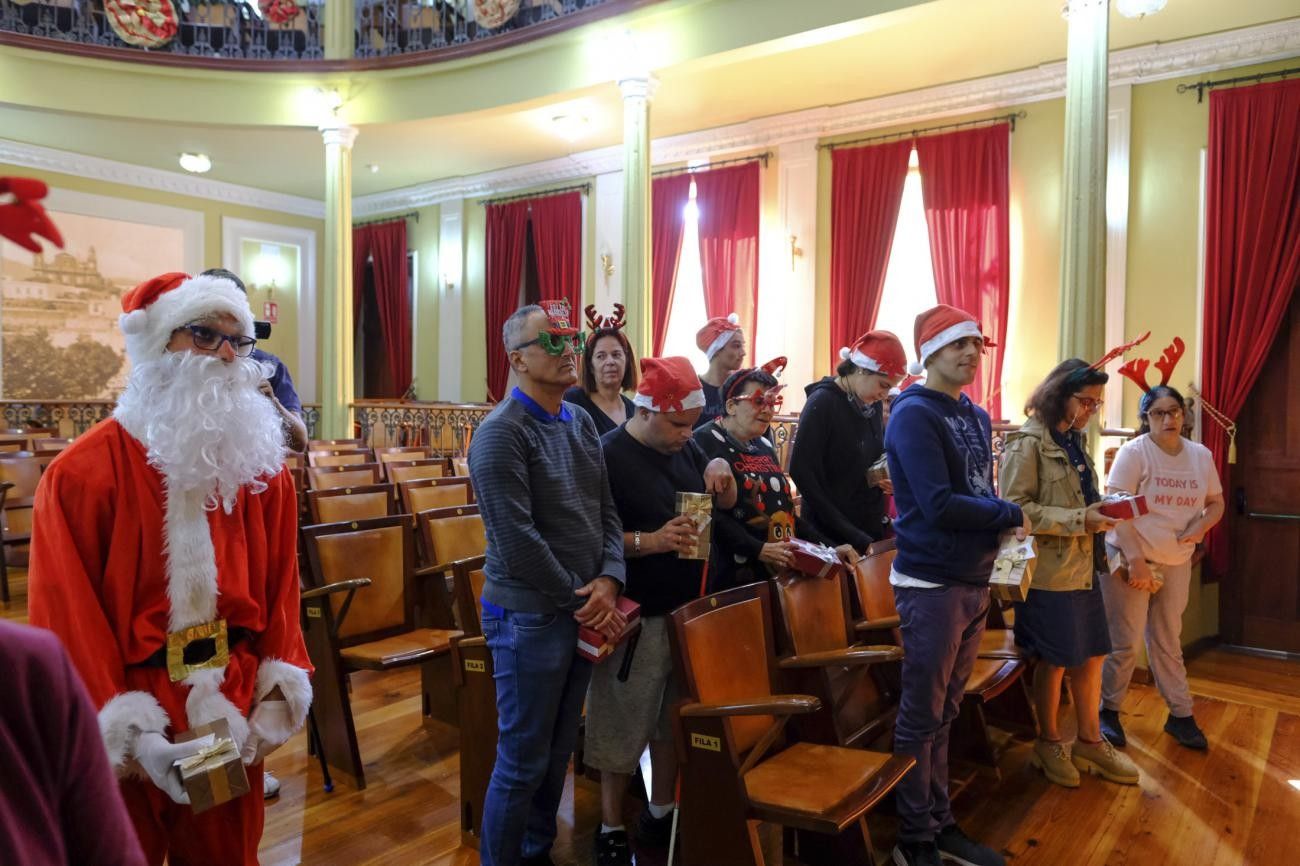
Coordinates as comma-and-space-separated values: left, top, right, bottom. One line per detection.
696, 313, 742, 360
908, 304, 994, 376
633, 356, 706, 413
119, 271, 255, 366
839, 330, 908, 378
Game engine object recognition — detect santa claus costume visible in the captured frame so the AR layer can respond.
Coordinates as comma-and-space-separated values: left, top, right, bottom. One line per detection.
28, 271, 312, 866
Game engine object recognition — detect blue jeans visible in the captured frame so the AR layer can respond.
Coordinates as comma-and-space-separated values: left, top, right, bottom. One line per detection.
893, 583, 989, 843
480, 607, 592, 866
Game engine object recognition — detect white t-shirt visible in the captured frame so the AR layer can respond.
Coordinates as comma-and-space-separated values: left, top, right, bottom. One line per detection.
1104, 434, 1222, 566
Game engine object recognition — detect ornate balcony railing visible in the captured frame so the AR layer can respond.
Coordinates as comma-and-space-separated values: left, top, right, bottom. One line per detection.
0, 0, 324, 62
351, 399, 492, 451
1, 398, 322, 439
0, 0, 654, 68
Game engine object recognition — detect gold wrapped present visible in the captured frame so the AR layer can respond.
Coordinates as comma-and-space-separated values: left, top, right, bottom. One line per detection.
676, 492, 712, 561
174, 718, 251, 814
989, 536, 1037, 602
866, 454, 890, 488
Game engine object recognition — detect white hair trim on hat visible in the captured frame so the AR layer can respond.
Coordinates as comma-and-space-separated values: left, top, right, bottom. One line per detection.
846, 349, 884, 373
705, 325, 743, 360
632, 389, 707, 413
910, 320, 983, 376
119, 274, 255, 367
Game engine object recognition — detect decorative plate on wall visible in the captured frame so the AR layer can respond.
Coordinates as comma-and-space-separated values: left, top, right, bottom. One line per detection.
472, 0, 521, 30
104, 0, 179, 48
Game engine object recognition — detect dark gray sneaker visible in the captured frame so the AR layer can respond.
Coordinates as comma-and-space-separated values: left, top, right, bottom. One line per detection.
1164, 713, 1208, 750
594, 829, 632, 866
892, 840, 943, 866
636, 807, 675, 848
936, 824, 1006, 866
1099, 707, 1127, 747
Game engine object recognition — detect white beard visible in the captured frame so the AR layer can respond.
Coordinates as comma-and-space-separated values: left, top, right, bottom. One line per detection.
114, 352, 288, 513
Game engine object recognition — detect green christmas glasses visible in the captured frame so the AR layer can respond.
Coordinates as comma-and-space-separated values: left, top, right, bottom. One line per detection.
513, 330, 588, 356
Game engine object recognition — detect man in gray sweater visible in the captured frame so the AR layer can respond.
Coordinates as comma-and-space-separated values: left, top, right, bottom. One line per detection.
469, 300, 627, 866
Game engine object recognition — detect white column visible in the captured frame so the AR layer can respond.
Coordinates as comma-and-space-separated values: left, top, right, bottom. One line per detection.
768, 140, 819, 412
438, 201, 464, 402
618, 75, 658, 359
1058, 0, 1110, 363
318, 122, 358, 439
593, 171, 625, 313
1104, 84, 1132, 430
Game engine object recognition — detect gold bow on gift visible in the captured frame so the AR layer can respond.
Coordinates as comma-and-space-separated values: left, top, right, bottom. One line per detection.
178, 737, 238, 773
993, 552, 1028, 579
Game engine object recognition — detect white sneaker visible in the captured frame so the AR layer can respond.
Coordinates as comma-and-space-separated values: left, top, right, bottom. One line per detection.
264, 771, 281, 799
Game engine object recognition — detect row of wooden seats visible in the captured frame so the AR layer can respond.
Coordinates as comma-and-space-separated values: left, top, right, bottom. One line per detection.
0, 441, 73, 603
445, 540, 1031, 862
0, 427, 69, 454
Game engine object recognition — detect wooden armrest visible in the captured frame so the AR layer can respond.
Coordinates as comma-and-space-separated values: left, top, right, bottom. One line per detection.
301, 578, 372, 600
855, 615, 901, 632
3, 496, 35, 509
679, 695, 821, 718
456, 635, 487, 649
777, 644, 903, 670
414, 564, 448, 580
2, 533, 31, 545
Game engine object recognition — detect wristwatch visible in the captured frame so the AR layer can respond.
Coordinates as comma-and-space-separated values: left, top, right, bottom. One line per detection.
634, 530, 641, 554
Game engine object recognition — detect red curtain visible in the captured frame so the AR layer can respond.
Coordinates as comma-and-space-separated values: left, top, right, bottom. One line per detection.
484, 200, 530, 402
918, 123, 1011, 419
650, 173, 693, 356
829, 140, 911, 368
1201, 78, 1300, 577
530, 190, 584, 317
352, 220, 411, 397
695, 162, 761, 349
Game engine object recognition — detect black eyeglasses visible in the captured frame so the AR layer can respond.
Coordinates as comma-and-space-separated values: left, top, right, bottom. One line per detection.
177, 324, 257, 357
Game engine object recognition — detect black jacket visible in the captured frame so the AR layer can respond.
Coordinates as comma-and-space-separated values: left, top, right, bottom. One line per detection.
788, 377, 887, 552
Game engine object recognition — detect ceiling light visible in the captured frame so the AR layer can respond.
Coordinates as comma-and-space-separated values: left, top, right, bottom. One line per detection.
550, 113, 590, 141
1116, 0, 1167, 18
179, 153, 211, 174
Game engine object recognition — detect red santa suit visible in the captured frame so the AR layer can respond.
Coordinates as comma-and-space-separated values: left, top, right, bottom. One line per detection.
27, 272, 312, 866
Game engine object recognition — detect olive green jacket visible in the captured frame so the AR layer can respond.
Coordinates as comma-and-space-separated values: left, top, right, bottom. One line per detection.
999, 416, 1098, 592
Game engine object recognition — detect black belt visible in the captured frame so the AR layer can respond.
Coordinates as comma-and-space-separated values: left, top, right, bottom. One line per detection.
133, 627, 255, 669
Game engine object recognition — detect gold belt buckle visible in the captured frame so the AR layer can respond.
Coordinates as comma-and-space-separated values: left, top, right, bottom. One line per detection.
166, 619, 230, 683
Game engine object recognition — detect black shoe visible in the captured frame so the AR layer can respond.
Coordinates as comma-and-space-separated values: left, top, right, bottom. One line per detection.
892, 840, 943, 866
936, 824, 1006, 866
521, 855, 555, 866
1164, 713, 1208, 750
594, 829, 633, 866
636, 806, 675, 848
1099, 707, 1127, 748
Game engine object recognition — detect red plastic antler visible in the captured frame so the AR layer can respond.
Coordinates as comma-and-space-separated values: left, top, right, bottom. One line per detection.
584, 304, 603, 331
1153, 337, 1185, 386
583, 303, 628, 331
1117, 358, 1152, 393
607, 303, 626, 330
1089, 331, 1151, 371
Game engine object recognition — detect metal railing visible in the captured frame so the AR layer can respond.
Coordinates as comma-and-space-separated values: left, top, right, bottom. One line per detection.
355, 0, 610, 59
351, 399, 492, 451
0, 0, 324, 62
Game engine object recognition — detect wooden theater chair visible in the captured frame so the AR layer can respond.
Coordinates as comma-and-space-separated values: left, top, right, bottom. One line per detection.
451, 456, 470, 477
448, 554, 495, 848
306, 484, 398, 525
397, 476, 472, 515
308, 438, 368, 451
0, 482, 15, 603
668, 582, 914, 866
376, 446, 440, 477
307, 449, 373, 468
415, 503, 485, 576
851, 540, 1034, 769
386, 458, 446, 485
0, 452, 41, 601
32, 437, 72, 453
0, 427, 56, 452
768, 569, 903, 753
307, 463, 383, 491
300, 515, 460, 788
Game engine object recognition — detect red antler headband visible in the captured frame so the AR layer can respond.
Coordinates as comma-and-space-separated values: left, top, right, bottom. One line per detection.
724, 356, 787, 402
1118, 336, 1186, 393
584, 303, 627, 332
1089, 331, 1150, 371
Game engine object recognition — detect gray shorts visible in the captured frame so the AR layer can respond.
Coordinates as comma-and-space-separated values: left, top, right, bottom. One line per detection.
584, 615, 678, 774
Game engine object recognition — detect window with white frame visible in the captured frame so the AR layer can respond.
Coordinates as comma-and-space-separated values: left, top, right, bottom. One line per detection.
875, 150, 937, 363
661, 180, 708, 364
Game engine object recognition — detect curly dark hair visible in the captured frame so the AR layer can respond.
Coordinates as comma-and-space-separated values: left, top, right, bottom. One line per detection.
721, 367, 778, 408
1137, 384, 1186, 435
580, 327, 638, 394
1024, 358, 1109, 429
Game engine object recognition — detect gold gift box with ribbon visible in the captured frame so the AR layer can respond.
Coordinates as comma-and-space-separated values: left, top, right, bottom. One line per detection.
676, 492, 713, 561
989, 537, 1037, 602
174, 718, 251, 814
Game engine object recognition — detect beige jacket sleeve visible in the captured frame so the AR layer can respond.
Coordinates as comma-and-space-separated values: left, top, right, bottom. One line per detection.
1000, 436, 1087, 537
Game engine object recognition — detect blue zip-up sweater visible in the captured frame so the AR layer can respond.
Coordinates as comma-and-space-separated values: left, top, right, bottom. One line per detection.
884, 385, 1023, 587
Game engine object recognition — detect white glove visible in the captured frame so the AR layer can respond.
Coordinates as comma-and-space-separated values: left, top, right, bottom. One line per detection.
134, 732, 205, 804
241, 700, 295, 766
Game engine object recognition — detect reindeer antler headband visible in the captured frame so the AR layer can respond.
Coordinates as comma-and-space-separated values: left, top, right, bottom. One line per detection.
1119, 336, 1186, 414
584, 303, 627, 332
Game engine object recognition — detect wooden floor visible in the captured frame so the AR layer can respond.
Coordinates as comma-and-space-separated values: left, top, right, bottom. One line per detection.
4, 569, 1298, 865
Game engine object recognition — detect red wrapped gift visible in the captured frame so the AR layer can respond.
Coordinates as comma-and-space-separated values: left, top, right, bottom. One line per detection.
1099, 494, 1149, 520
788, 538, 844, 580
577, 596, 641, 662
